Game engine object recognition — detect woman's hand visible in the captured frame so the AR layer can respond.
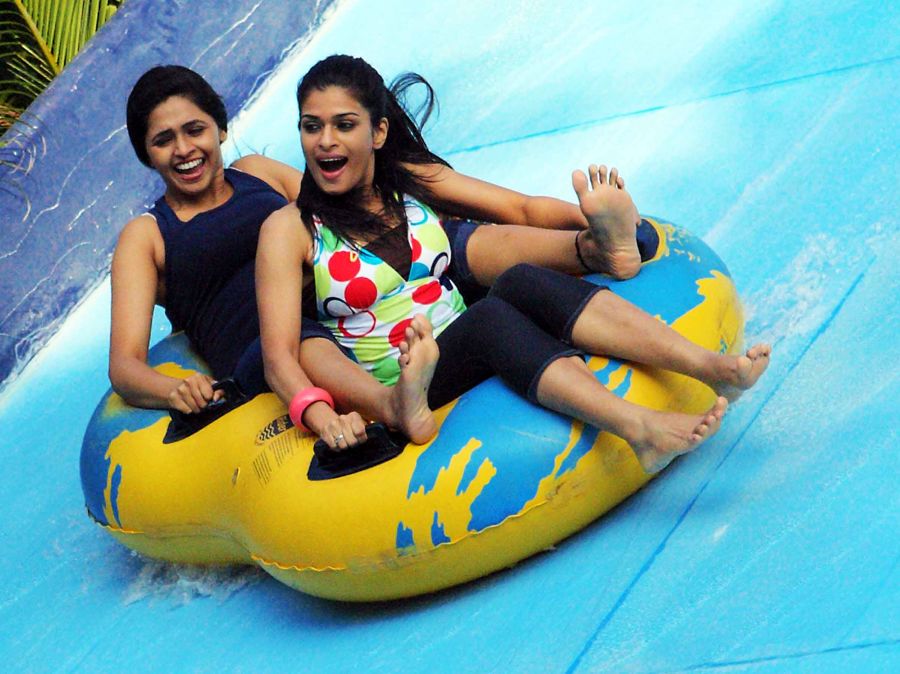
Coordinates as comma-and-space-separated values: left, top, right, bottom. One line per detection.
166, 373, 222, 413
314, 408, 369, 451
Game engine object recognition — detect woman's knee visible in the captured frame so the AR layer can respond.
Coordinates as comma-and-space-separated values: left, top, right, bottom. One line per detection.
489, 263, 540, 301
460, 296, 531, 349
463, 295, 511, 327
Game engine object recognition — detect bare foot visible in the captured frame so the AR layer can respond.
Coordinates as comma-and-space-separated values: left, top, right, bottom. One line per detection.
708, 344, 772, 401
392, 314, 439, 444
627, 397, 728, 473
572, 164, 642, 279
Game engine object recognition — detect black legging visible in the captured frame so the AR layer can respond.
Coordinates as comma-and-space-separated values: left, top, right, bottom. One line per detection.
427, 264, 607, 408
236, 265, 607, 410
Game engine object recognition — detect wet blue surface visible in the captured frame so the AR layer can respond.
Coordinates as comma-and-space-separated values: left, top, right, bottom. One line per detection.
0, 1, 897, 672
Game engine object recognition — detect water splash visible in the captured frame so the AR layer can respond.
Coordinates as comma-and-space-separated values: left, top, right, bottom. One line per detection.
744, 232, 852, 346
123, 556, 264, 607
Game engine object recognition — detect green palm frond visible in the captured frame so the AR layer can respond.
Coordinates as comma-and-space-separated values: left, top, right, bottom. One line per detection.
0, 0, 125, 141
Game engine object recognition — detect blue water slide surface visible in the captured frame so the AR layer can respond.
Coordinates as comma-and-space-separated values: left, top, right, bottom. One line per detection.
0, 0, 897, 672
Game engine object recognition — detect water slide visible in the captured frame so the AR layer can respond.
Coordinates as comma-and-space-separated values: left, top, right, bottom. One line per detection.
1, 1, 897, 671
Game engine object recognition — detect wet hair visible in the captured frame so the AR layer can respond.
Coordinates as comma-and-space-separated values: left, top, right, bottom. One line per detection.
295, 54, 451, 242
126, 65, 228, 167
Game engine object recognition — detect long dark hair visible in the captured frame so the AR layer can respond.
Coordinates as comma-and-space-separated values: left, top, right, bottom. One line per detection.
296, 54, 450, 243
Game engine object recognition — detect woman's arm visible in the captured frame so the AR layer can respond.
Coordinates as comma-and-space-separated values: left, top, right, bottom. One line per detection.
232, 154, 303, 202
408, 162, 590, 230
109, 216, 217, 412
410, 162, 641, 284
256, 205, 367, 449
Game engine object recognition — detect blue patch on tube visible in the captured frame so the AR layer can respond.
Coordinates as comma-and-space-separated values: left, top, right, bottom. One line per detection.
603, 224, 729, 326
431, 512, 451, 545
109, 464, 123, 527
556, 425, 601, 478
396, 521, 415, 551
456, 446, 483, 496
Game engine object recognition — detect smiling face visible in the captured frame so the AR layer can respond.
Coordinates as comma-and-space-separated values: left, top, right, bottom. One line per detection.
299, 85, 388, 201
145, 95, 227, 200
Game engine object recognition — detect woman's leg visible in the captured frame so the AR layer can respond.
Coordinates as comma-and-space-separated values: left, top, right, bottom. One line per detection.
458, 165, 649, 285
298, 332, 439, 444
426, 297, 726, 473
567, 290, 771, 398
427, 297, 581, 409
490, 264, 771, 399
533, 356, 728, 473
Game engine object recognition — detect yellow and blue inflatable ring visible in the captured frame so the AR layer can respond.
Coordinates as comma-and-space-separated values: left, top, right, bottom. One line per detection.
80, 218, 743, 601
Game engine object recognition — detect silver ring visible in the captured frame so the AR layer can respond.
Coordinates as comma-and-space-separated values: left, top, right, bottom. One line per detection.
335, 433, 345, 443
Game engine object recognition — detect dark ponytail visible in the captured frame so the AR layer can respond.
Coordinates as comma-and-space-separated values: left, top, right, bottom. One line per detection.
296, 55, 450, 244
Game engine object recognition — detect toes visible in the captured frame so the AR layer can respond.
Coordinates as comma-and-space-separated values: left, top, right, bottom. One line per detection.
571, 169, 588, 196
422, 316, 434, 339
752, 343, 772, 360
407, 314, 431, 339
714, 396, 728, 417
597, 164, 608, 186
609, 166, 619, 187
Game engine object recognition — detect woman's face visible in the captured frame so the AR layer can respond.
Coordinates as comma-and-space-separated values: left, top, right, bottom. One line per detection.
299, 85, 387, 200
145, 95, 226, 198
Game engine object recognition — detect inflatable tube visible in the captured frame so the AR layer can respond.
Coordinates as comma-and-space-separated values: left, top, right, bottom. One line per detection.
80, 218, 743, 601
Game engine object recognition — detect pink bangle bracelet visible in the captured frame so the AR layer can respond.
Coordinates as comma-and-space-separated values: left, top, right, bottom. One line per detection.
288, 387, 335, 432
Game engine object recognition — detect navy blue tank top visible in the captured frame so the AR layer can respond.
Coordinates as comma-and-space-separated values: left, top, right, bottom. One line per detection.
149, 168, 287, 378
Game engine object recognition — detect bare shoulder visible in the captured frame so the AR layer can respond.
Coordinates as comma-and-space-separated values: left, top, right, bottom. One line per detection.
116, 213, 163, 255
119, 212, 159, 234
231, 153, 276, 174
232, 154, 303, 200
261, 202, 310, 243
259, 202, 314, 265
111, 214, 164, 293
264, 201, 302, 226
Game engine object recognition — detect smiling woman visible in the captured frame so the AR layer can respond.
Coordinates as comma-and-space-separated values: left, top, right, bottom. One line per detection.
257, 54, 771, 471
143, 97, 229, 213
109, 65, 303, 413
299, 86, 387, 199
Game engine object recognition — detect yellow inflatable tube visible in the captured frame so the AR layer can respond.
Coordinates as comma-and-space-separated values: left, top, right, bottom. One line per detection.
80, 219, 743, 601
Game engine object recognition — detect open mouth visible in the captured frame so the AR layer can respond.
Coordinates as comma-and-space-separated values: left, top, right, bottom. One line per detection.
316, 156, 348, 175
174, 158, 205, 175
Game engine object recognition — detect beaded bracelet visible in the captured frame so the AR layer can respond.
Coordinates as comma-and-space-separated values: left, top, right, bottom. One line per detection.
288, 387, 335, 432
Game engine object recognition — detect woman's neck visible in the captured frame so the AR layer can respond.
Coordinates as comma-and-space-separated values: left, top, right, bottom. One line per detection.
163, 169, 233, 221
359, 184, 386, 215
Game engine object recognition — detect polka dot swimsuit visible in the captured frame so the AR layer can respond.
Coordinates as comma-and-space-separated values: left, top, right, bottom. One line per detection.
311, 198, 466, 385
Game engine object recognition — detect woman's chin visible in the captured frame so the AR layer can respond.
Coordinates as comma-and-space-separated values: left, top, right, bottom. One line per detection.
319, 181, 352, 197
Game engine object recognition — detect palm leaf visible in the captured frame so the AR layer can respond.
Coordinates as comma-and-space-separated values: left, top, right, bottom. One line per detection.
0, 0, 124, 142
